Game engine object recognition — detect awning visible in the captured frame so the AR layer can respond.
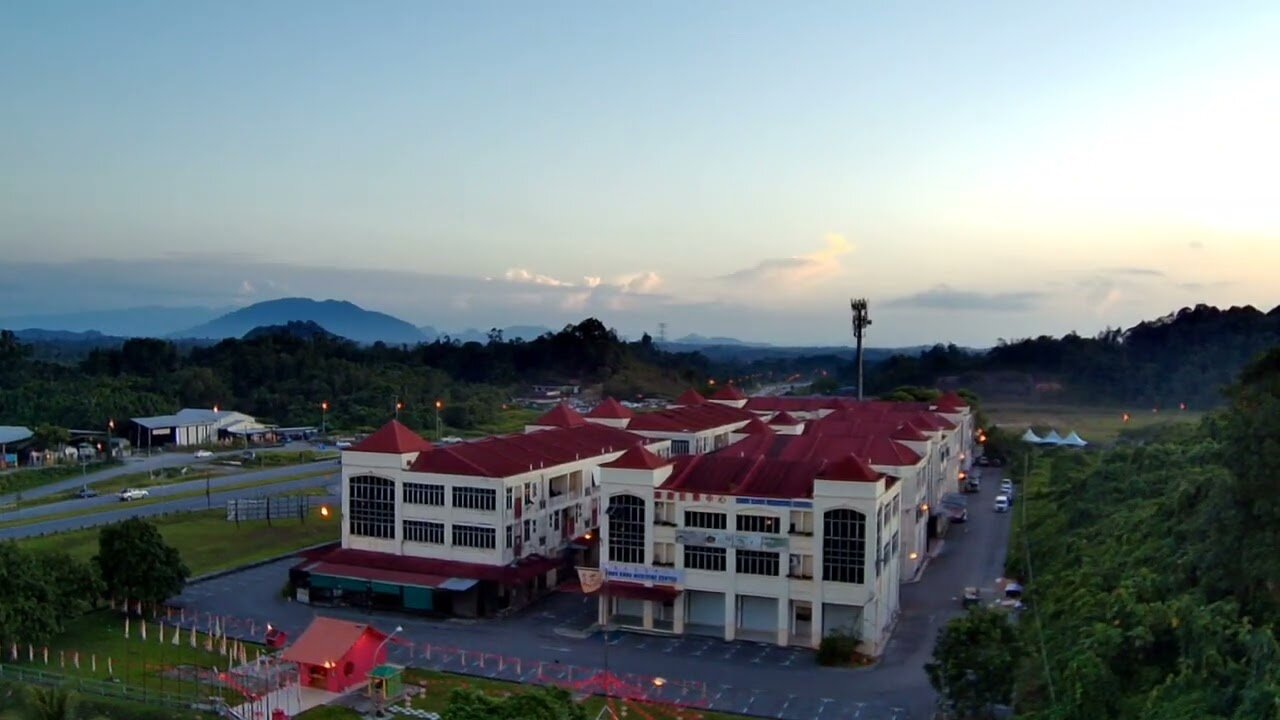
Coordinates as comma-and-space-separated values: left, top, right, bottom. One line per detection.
438, 578, 479, 592
596, 581, 681, 602
307, 562, 448, 589
301, 547, 564, 586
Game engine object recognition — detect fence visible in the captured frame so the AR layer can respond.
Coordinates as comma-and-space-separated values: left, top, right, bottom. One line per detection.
225, 495, 317, 523
0, 663, 205, 711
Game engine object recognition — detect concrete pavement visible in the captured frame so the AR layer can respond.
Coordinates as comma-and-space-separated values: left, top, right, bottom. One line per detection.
168, 468, 1011, 720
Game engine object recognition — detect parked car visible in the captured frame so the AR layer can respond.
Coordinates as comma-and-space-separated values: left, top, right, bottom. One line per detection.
994, 495, 1010, 512
75, 485, 98, 499
241, 450, 256, 462
194, 449, 213, 459
118, 488, 149, 502
977, 455, 991, 467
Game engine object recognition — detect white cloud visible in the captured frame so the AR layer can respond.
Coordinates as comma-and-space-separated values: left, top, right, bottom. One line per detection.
617, 271, 663, 294
720, 234, 853, 285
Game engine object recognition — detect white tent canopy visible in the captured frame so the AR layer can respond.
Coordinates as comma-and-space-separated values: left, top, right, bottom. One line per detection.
1041, 429, 1064, 445
1021, 428, 1043, 444
1061, 431, 1088, 447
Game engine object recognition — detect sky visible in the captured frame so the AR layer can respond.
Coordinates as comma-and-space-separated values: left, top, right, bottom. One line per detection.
1, 1, 1277, 345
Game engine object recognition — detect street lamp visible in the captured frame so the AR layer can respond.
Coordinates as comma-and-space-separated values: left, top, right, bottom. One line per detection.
434, 400, 443, 440
321, 402, 329, 437
107, 419, 115, 460
372, 625, 404, 717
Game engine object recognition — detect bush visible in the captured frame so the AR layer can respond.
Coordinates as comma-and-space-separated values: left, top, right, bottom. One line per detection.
817, 630, 859, 666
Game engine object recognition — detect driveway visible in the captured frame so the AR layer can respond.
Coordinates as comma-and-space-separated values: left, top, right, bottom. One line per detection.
169, 468, 1011, 720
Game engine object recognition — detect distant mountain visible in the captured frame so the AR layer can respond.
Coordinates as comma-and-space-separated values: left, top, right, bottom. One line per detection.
243, 320, 343, 341
672, 333, 773, 348
0, 306, 226, 337
175, 298, 426, 345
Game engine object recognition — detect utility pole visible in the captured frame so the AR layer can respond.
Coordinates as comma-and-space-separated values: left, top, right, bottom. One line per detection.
657, 322, 668, 344
850, 298, 872, 401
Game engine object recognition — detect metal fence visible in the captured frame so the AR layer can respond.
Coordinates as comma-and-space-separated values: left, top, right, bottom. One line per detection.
225, 495, 318, 523
0, 663, 205, 711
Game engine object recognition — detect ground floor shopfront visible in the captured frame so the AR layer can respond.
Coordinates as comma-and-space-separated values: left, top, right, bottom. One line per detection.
598, 583, 884, 653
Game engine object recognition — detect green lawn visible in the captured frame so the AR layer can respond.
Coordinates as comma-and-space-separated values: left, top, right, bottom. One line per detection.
5, 610, 257, 702
449, 407, 540, 438
0, 460, 122, 498
984, 401, 1202, 445
295, 669, 747, 720
19, 466, 230, 510
20, 505, 341, 575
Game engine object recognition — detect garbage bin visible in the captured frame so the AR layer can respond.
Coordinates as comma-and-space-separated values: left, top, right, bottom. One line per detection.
272, 709, 288, 720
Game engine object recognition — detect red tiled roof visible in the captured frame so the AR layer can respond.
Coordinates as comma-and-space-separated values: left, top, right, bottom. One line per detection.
602, 445, 669, 470
769, 411, 803, 426
304, 547, 560, 585
819, 454, 881, 482
349, 420, 433, 454
934, 391, 969, 409
709, 384, 747, 401
409, 424, 648, 478
674, 389, 707, 406
744, 396, 852, 413
585, 397, 634, 420
662, 454, 826, 498
627, 403, 754, 433
280, 617, 385, 665
736, 417, 774, 435
774, 433, 923, 467
532, 403, 588, 428
890, 423, 929, 442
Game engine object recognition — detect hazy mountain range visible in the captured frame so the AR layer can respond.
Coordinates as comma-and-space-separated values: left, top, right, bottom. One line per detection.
1, 297, 930, 353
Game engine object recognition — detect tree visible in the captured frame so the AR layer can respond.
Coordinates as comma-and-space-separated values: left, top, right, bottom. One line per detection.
442, 686, 587, 720
925, 607, 1021, 719
31, 424, 71, 451
0, 685, 107, 720
0, 546, 98, 645
94, 518, 189, 606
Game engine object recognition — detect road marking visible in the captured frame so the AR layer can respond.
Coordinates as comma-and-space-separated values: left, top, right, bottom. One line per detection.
540, 646, 570, 653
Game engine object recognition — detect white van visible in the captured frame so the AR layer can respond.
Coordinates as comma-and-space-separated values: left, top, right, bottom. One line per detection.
993, 495, 1010, 513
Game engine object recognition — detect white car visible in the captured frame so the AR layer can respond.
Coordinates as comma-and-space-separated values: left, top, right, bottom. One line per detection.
994, 495, 1010, 513
118, 488, 149, 502
194, 449, 213, 459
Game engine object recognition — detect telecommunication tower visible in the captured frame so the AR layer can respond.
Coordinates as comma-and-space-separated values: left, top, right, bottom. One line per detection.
850, 299, 872, 400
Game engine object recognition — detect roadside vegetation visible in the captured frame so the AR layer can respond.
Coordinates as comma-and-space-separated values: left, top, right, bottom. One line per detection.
0, 459, 122, 498
928, 348, 1280, 719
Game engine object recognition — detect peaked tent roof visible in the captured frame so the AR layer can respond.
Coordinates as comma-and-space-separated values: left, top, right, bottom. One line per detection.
601, 445, 670, 470
585, 397, 634, 420
674, 389, 707, 406
1021, 428, 1043, 444
533, 403, 588, 429
280, 617, 387, 665
1042, 429, 1064, 444
1061, 431, 1088, 447
349, 420, 433, 454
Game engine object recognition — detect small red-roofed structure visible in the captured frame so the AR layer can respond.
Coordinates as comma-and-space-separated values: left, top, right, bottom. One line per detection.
348, 420, 432, 454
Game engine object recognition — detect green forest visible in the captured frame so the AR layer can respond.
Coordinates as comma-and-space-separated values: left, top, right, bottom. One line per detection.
867, 303, 1280, 408
0, 319, 714, 433
999, 347, 1280, 719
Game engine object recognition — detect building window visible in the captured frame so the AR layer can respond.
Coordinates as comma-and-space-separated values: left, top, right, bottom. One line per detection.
822, 508, 866, 584
453, 486, 497, 512
506, 487, 514, 510
653, 542, 676, 567
736, 514, 780, 534
683, 546, 726, 572
670, 439, 690, 455
654, 501, 676, 526
891, 531, 899, 556
789, 510, 814, 535
452, 524, 496, 549
506, 524, 514, 549
684, 510, 727, 530
403, 519, 444, 544
607, 494, 646, 565
403, 482, 444, 506
736, 549, 780, 576
348, 475, 395, 539
788, 553, 814, 579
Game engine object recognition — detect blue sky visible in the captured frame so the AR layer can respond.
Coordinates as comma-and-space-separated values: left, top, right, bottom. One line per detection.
1, 1, 1277, 344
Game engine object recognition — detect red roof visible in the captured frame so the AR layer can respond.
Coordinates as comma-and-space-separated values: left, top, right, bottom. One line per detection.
627, 403, 754, 433
736, 417, 774, 435
601, 445, 669, 470
349, 420, 433, 454
662, 454, 826, 498
410, 423, 648, 477
280, 617, 386, 665
674, 389, 707, 406
585, 397, 634, 420
819, 454, 881, 482
934, 391, 969, 409
743, 396, 852, 413
301, 547, 560, 585
769, 411, 803, 426
890, 423, 929, 442
532, 403, 588, 428
709, 384, 747, 401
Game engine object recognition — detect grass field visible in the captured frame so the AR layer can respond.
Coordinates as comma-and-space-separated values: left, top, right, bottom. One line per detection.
3, 610, 256, 702
19, 465, 231, 510
20, 505, 341, 576
295, 668, 746, 720
450, 407, 540, 438
984, 401, 1203, 445
0, 460, 122, 497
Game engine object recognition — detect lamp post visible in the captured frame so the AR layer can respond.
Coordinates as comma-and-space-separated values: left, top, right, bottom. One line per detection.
434, 400, 443, 440
107, 419, 115, 460
372, 625, 404, 718
321, 401, 329, 437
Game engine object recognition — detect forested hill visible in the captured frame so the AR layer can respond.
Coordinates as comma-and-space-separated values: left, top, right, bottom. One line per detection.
869, 303, 1280, 407
0, 319, 712, 432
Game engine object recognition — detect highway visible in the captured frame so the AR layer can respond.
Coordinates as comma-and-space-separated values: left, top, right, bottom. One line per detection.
0, 472, 339, 541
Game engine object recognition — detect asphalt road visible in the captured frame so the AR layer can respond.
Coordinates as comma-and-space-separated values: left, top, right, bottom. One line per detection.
0, 458, 339, 524
0, 473, 339, 541
174, 466, 1012, 719
0, 441, 325, 505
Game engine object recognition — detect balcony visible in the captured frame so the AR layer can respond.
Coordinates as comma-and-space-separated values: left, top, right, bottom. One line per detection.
788, 525, 813, 537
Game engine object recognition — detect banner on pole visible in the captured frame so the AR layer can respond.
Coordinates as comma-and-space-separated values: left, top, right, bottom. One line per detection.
576, 566, 604, 593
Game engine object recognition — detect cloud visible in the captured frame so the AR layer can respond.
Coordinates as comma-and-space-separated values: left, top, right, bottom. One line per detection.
884, 284, 1044, 312
617, 271, 663, 294
720, 234, 853, 284
503, 268, 575, 287
503, 268, 661, 295
1189, 240, 1205, 250
1104, 267, 1165, 277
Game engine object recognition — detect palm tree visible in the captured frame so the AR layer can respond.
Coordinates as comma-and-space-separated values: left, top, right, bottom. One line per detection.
0, 686, 104, 720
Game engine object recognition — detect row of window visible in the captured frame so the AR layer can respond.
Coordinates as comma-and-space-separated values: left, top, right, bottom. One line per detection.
403, 482, 497, 512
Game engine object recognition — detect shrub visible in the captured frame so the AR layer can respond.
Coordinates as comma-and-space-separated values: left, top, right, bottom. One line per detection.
817, 630, 859, 666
